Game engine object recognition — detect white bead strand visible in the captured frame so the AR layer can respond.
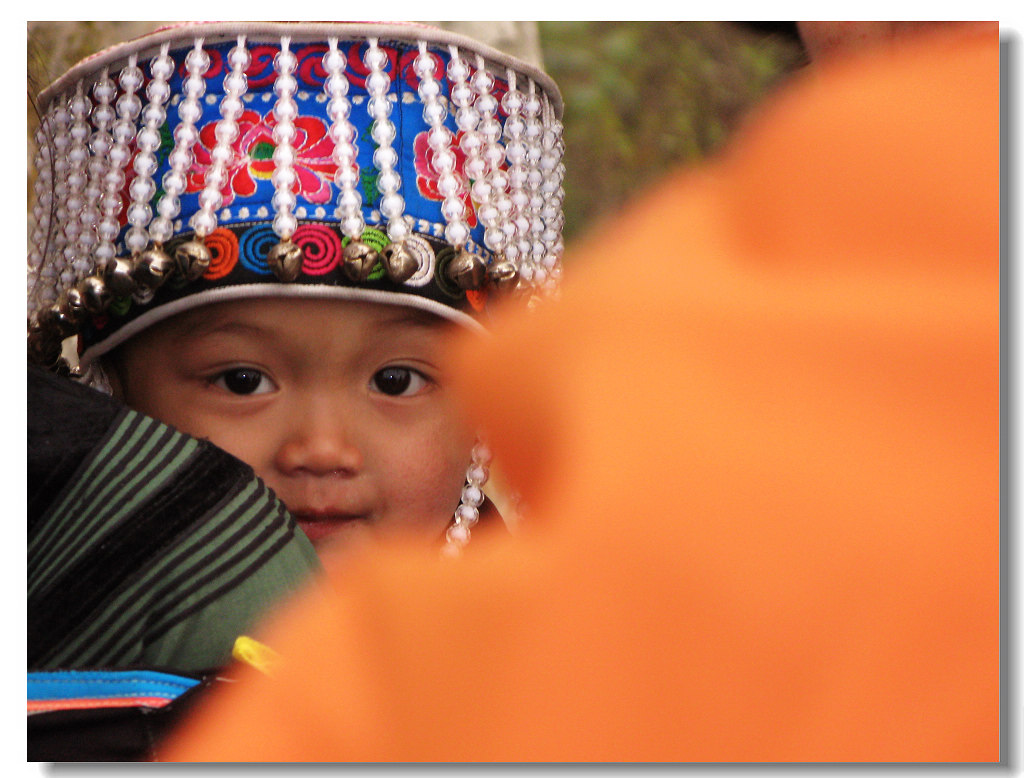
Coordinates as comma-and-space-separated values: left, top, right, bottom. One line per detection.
366, 38, 424, 285
98, 58, 142, 270
96, 57, 144, 298
125, 43, 173, 258
416, 42, 469, 248
442, 440, 493, 557
437, 45, 491, 291
470, 55, 508, 256
169, 36, 246, 281
365, 38, 409, 243
520, 80, 546, 292
501, 69, 528, 268
29, 122, 56, 314
270, 37, 299, 241
44, 102, 72, 297
450, 47, 487, 233
324, 38, 363, 240
262, 36, 306, 282
87, 69, 120, 273
127, 43, 180, 301
62, 83, 91, 286
70, 72, 116, 286
167, 38, 212, 240
538, 95, 565, 296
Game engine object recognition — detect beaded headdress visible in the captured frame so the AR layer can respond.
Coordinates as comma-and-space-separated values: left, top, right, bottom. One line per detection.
27, 21, 565, 554
27, 21, 564, 364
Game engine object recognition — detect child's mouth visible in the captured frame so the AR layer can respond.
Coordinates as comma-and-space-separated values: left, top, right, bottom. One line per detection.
292, 511, 368, 546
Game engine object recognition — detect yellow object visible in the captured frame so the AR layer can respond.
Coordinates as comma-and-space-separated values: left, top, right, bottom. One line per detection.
231, 636, 280, 677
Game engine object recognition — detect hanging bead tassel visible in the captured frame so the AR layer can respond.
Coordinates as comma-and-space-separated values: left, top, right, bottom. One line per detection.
442, 441, 493, 557
365, 38, 417, 283
324, 37, 376, 282
423, 44, 470, 251
34, 99, 75, 337
519, 80, 546, 299
73, 73, 112, 299
128, 43, 176, 301
175, 36, 247, 280
62, 68, 115, 316
62, 83, 90, 289
100, 56, 143, 297
470, 55, 509, 259
28, 120, 56, 318
265, 36, 304, 282
48, 100, 74, 304
537, 95, 565, 299
443, 46, 487, 290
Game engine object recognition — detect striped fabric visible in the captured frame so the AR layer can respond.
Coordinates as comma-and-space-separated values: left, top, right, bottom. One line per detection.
28, 406, 321, 673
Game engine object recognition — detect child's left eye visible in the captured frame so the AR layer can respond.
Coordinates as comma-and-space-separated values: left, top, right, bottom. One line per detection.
370, 366, 430, 397
212, 367, 276, 396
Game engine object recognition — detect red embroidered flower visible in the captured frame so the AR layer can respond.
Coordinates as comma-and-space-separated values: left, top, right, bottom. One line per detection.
413, 130, 477, 227
188, 108, 337, 206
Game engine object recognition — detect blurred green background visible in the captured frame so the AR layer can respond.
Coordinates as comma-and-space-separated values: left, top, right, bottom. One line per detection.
27, 21, 804, 248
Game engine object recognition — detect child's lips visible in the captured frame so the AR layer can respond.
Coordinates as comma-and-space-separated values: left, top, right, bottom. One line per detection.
292, 510, 368, 545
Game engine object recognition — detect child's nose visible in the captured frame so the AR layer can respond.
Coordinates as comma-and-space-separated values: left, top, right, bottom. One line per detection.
273, 401, 364, 477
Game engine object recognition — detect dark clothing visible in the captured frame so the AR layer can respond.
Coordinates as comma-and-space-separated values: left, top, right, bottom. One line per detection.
27, 365, 321, 760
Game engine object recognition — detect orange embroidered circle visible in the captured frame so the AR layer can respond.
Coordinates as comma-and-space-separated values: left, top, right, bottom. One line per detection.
203, 227, 239, 280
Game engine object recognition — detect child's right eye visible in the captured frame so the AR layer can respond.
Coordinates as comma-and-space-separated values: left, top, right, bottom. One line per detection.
211, 367, 276, 396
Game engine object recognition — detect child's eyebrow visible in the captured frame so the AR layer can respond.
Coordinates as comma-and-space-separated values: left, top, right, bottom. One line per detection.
377, 310, 448, 329
179, 319, 271, 340
180, 309, 447, 340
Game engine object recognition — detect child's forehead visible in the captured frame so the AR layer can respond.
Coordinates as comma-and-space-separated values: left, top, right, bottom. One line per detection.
170, 298, 449, 336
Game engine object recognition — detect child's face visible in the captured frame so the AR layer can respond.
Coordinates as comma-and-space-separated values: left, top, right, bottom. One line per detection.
109, 297, 475, 551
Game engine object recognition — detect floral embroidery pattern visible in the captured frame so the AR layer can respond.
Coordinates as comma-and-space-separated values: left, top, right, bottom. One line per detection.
187, 108, 337, 207
412, 130, 477, 227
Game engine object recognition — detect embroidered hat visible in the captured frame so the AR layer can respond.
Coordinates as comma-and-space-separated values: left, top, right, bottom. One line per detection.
27, 21, 565, 372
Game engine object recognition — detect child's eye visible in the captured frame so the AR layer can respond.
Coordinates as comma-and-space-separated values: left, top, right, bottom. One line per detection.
212, 367, 276, 396
370, 366, 430, 397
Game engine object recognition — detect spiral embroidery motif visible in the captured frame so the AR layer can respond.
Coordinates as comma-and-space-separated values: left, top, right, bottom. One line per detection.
238, 224, 278, 275
294, 223, 342, 275
296, 45, 330, 87
245, 45, 278, 88
202, 227, 239, 280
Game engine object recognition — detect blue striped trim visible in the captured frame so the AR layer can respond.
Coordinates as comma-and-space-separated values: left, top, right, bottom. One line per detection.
28, 669, 200, 703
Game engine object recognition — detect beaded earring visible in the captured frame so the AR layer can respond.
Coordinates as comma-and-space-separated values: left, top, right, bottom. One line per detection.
442, 440, 493, 557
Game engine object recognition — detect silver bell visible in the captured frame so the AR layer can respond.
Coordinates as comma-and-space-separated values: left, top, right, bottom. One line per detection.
132, 246, 175, 291
38, 302, 78, 339
58, 288, 88, 326
267, 240, 304, 282
103, 256, 137, 297
446, 249, 487, 290
78, 276, 112, 315
487, 259, 520, 293
342, 240, 380, 282
381, 241, 418, 284
173, 239, 212, 281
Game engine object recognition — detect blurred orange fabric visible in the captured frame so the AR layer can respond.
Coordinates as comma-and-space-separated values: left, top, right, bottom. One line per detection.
165, 24, 998, 762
